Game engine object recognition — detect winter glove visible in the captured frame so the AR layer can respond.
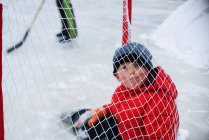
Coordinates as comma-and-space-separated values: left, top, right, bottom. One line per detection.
87, 107, 107, 127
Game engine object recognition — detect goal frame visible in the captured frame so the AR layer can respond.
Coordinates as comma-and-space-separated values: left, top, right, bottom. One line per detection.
0, 3, 5, 140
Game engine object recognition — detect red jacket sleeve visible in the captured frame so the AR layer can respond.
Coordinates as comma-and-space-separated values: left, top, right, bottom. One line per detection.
103, 87, 120, 116
103, 103, 112, 116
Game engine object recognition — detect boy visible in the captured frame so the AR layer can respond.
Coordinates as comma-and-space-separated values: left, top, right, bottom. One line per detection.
61, 42, 179, 140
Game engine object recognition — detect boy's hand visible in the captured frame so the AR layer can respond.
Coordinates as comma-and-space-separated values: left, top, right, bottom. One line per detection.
87, 107, 107, 127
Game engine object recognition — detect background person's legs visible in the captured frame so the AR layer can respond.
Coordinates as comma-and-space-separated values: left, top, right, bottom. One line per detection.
56, 0, 77, 42
56, 0, 66, 36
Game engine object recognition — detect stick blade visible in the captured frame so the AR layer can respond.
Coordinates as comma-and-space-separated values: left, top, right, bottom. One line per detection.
7, 30, 30, 53
7, 41, 24, 53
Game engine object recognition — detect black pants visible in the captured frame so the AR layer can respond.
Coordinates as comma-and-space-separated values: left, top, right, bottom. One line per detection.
56, 0, 77, 38
70, 109, 122, 140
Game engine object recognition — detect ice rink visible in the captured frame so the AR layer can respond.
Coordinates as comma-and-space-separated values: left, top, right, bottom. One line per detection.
2, 0, 209, 140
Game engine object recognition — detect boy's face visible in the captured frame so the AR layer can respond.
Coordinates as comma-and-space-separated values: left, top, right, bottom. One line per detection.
115, 62, 148, 89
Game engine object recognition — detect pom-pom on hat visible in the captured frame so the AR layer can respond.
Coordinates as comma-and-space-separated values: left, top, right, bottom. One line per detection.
113, 42, 153, 75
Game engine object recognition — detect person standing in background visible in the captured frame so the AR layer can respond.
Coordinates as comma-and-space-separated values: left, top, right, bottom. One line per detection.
56, 0, 77, 43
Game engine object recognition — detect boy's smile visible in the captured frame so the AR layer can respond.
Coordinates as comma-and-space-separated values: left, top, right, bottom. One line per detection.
115, 62, 148, 89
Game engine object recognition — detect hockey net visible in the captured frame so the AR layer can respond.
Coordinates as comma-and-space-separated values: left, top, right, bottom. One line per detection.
1, 0, 180, 140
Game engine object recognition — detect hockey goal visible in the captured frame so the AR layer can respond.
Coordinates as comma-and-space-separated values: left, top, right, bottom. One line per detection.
1, 0, 184, 140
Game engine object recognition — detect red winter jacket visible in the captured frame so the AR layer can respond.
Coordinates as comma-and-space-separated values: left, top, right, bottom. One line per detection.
104, 66, 179, 140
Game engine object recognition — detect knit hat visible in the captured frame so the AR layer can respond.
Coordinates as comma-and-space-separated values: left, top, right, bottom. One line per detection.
113, 42, 153, 75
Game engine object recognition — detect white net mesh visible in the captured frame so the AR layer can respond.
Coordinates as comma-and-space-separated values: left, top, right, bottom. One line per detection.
2, 0, 181, 140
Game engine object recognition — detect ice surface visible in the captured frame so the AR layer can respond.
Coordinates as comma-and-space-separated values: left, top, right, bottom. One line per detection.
2, 0, 209, 140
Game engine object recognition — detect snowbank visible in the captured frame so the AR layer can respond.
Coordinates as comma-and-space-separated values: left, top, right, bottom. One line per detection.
152, 0, 209, 71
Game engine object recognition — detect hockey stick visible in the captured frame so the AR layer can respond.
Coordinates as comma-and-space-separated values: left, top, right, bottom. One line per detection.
7, 0, 46, 53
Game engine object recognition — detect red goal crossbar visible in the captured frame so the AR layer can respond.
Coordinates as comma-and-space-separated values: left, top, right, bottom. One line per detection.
0, 3, 4, 140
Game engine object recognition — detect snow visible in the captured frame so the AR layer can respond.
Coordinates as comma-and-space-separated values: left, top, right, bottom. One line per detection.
152, 0, 209, 70
2, 0, 209, 140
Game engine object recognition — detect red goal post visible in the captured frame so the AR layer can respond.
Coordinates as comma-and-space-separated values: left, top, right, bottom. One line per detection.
122, 0, 132, 45
0, 3, 4, 140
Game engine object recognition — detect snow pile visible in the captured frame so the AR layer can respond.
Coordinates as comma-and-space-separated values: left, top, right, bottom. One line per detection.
152, 0, 209, 71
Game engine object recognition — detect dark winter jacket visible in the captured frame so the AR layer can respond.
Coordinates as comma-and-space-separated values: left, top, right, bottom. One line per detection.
104, 66, 179, 140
